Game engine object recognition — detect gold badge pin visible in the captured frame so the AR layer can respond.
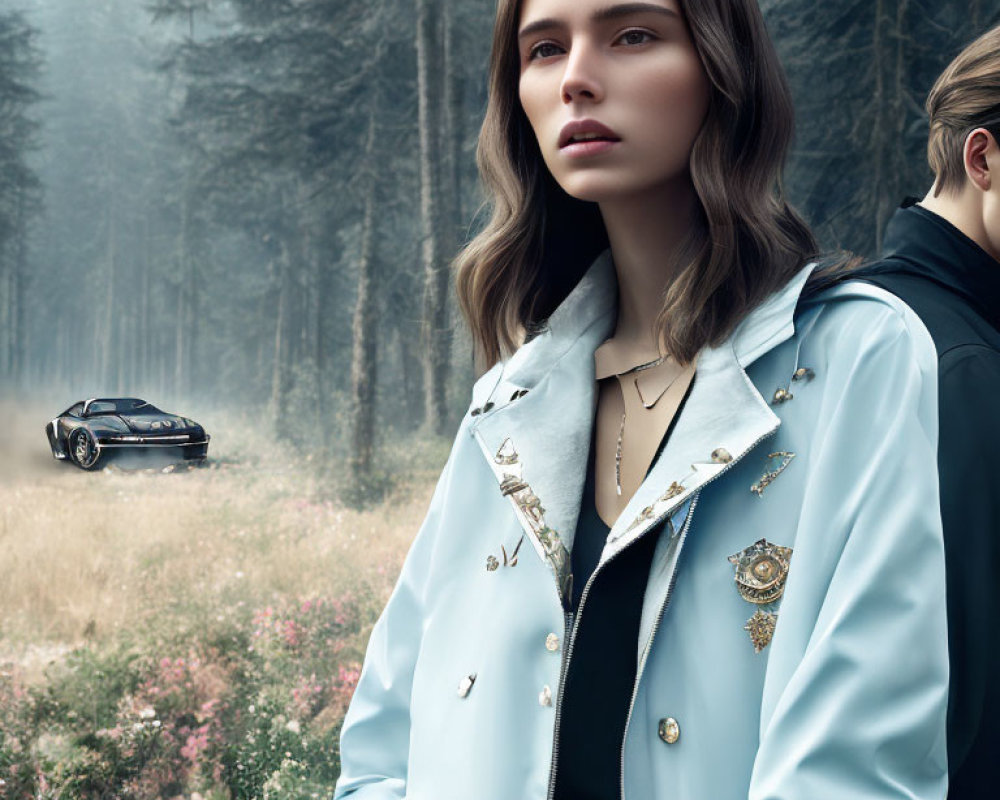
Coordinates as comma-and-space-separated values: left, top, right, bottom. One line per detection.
495, 438, 519, 465
728, 538, 793, 605
750, 452, 795, 497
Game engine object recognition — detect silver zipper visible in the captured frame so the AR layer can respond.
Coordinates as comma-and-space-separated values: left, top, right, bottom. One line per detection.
545, 493, 701, 799
617, 427, 778, 800
546, 608, 574, 800
546, 537, 637, 800
615, 494, 697, 800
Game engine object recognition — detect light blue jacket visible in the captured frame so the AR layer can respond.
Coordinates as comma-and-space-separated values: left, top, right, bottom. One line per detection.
334, 253, 948, 800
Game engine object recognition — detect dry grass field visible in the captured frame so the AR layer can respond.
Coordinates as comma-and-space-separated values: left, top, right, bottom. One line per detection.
0, 393, 452, 796
0, 393, 443, 674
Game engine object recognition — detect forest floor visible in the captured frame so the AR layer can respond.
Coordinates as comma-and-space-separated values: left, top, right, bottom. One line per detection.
0, 392, 447, 797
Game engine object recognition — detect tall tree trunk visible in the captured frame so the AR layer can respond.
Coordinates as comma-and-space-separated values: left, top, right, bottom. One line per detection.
173, 185, 201, 401
7, 185, 29, 386
399, 321, 424, 430
308, 208, 332, 450
270, 238, 293, 440
187, 239, 199, 399
0, 258, 9, 379
141, 212, 151, 391
437, 0, 464, 423
868, 0, 888, 254
175, 191, 189, 401
315, 257, 329, 449
100, 176, 117, 390
349, 103, 380, 493
442, 2, 464, 239
417, 0, 450, 436
7, 265, 19, 384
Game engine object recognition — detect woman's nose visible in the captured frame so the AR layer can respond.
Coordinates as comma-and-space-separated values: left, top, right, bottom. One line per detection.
560, 45, 603, 104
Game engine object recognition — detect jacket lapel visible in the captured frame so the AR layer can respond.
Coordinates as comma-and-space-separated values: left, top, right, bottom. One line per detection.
469, 254, 815, 610
603, 341, 780, 557
471, 309, 616, 607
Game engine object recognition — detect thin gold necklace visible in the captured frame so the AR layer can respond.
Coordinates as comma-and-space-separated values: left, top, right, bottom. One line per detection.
612, 355, 684, 496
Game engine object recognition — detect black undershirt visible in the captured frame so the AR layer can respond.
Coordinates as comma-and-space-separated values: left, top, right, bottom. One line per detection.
553, 423, 673, 800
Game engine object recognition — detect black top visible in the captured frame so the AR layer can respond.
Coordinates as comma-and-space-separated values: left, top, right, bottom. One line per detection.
855, 200, 1000, 800
553, 422, 673, 800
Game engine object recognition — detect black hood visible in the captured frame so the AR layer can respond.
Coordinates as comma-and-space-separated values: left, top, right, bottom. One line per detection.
860, 199, 1000, 331
117, 413, 190, 433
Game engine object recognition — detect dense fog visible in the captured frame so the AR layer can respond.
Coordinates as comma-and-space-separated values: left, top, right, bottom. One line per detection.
1, 0, 998, 497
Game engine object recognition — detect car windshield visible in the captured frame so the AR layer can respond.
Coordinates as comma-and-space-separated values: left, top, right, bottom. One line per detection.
86, 399, 162, 415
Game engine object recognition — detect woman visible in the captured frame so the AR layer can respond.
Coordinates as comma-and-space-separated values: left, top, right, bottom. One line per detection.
334, 1, 949, 798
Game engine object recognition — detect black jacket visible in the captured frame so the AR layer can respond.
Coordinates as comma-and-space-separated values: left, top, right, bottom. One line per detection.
857, 199, 1000, 799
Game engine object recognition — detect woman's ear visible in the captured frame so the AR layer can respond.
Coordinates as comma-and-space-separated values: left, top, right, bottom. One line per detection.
963, 128, 996, 192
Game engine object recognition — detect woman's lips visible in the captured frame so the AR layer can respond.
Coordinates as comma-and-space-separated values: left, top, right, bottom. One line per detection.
558, 119, 621, 153
561, 138, 619, 158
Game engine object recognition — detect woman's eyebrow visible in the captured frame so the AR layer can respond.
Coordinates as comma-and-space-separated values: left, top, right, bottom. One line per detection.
518, 3, 679, 42
592, 3, 680, 24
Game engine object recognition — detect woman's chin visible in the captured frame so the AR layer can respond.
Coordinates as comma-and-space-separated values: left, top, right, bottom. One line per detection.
552, 172, 674, 206
553, 176, 631, 205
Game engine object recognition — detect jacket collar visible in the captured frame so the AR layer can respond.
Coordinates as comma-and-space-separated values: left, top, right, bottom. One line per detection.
470, 252, 814, 601
498, 250, 813, 389
876, 199, 1000, 330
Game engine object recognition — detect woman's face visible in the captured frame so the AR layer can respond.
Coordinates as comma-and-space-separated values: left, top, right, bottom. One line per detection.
517, 0, 710, 204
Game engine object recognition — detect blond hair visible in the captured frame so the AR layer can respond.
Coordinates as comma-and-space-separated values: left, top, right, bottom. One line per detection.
928, 25, 1000, 197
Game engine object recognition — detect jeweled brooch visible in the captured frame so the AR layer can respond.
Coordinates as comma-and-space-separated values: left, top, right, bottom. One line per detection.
728, 538, 793, 605
728, 538, 793, 652
743, 609, 778, 654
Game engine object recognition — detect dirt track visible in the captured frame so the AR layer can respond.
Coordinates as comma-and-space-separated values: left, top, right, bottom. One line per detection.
0, 394, 69, 485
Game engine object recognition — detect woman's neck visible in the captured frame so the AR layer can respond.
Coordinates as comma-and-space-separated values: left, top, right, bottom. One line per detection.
599, 176, 699, 356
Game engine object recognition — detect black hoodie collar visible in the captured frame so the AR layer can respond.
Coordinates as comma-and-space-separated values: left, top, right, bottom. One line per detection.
875, 198, 1000, 330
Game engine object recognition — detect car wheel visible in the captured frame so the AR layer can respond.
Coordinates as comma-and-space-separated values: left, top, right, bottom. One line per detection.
70, 429, 103, 470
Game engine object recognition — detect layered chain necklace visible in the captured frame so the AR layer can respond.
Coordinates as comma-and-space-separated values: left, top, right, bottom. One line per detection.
604, 354, 695, 497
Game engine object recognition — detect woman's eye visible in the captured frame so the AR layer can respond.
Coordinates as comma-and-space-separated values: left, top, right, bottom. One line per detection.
529, 41, 563, 60
617, 29, 654, 46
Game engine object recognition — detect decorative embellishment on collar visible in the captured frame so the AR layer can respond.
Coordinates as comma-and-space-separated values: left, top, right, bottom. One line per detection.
771, 365, 815, 407
711, 448, 732, 464
502, 536, 524, 567
495, 438, 519, 465
771, 362, 816, 406
622, 479, 690, 535
470, 401, 495, 417
750, 451, 795, 497
486, 535, 525, 572
662, 481, 685, 500
500, 475, 529, 496
490, 436, 573, 607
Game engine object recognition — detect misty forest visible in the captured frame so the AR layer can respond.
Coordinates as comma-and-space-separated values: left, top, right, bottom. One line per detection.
1, 0, 999, 797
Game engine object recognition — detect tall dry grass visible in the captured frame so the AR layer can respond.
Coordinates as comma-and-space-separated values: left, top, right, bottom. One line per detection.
0, 394, 447, 666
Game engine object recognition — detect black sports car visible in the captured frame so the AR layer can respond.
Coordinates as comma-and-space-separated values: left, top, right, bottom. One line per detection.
46, 397, 211, 470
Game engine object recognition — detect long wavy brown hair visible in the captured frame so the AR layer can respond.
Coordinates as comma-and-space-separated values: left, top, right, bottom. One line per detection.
455, 0, 818, 369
